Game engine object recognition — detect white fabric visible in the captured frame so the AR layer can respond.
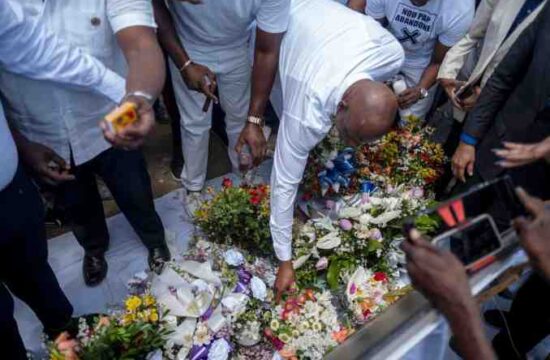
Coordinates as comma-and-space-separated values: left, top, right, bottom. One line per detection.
167, 0, 288, 190
167, 0, 289, 60
270, 0, 404, 261
398, 65, 437, 120
169, 52, 251, 190
0, 0, 155, 166
367, 0, 474, 71
0, 1, 130, 189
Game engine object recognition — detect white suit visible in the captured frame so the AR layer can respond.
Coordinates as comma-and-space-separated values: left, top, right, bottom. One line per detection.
166, 0, 290, 191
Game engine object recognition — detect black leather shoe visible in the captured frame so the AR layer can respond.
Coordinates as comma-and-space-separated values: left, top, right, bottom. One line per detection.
148, 246, 171, 274
83, 253, 108, 286
484, 309, 510, 328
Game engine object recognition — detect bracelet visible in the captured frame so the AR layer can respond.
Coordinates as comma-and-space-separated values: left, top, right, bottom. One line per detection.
123, 91, 155, 106
460, 132, 478, 146
247, 115, 265, 127
179, 59, 192, 73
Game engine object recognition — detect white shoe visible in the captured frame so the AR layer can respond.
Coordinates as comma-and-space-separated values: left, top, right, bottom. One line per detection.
184, 190, 203, 218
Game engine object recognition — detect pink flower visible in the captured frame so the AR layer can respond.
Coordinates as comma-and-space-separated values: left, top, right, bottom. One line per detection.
349, 283, 357, 295
272, 337, 285, 351
315, 257, 329, 271
222, 177, 233, 188
339, 219, 353, 231
369, 228, 382, 240
409, 187, 424, 199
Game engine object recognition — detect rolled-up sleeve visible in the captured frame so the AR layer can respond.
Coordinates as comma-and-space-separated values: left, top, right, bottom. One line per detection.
0, 1, 125, 103
107, 0, 157, 34
270, 110, 325, 261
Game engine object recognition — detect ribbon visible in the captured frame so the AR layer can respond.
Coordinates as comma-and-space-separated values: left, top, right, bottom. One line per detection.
233, 281, 248, 294
318, 148, 357, 195
236, 267, 252, 285
190, 344, 211, 360
360, 181, 377, 194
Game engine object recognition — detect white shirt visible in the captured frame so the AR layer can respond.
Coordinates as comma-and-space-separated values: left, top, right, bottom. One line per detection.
0, 1, 126, 190
0, 0, 154, 166
367, 0, 474, 70
270, 0, 404, 261
168, 0, 290, 62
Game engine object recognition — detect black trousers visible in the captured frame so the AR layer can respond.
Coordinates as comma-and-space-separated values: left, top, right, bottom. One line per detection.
56, 148, 165, 256
0, 165, 73, 359
492, 274, 550, 359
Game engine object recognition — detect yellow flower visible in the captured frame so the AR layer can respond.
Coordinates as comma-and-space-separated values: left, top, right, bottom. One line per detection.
143, 294, 156, 307
122, 313, 136, 325
125, 296, 142, 312
149, 310, 159, 323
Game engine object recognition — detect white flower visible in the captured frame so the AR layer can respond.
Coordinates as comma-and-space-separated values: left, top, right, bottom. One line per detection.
270, 319, 280, 331
279, 333, 291, 343
193, 322, 211, 346
223, 249, 245, 267
338, 207, 362, 219
250, 276, 267, 301
208, 338, 231, 360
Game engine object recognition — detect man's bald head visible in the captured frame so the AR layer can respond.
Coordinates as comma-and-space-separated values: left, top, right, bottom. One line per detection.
334, 79, 398, 146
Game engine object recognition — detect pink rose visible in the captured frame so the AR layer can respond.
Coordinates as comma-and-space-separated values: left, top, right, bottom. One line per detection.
315, 257, 329, 271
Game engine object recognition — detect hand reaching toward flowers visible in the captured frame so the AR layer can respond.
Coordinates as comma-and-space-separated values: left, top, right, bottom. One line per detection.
275, 260, 295, 303
402, 229, 496, 360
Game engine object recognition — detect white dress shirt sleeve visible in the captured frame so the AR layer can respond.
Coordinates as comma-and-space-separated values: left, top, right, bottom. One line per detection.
0, 1, 125, 103
270, 107, 326, 261
107, 0, 157, 34
256, 0, 291, 34
366, 0, 387, 20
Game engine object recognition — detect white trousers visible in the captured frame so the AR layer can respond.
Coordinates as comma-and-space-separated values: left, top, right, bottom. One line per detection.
400, 65, 437, 121
170, 46, 251, 191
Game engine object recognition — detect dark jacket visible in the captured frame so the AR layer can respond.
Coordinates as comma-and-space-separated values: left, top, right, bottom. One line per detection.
463, 2, 550, 182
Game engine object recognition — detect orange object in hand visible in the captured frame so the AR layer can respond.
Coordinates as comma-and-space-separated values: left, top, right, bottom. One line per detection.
104, 102, 138, 134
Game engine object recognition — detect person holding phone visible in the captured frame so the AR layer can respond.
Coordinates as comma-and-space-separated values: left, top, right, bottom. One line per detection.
403, 187, 550, 359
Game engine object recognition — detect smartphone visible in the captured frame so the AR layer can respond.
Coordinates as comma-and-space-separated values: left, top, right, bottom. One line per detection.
432, 214, 503, 271
410, 176, 526, 236
455, 83, 474, 101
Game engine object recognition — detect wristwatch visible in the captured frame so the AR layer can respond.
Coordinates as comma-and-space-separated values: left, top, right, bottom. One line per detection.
123, 91, 155, 107
419, 87, 429, 99
247, 115, 265, 127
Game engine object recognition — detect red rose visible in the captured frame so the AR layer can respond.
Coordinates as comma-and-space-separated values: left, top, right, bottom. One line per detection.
222, 177, 233, 188
272, 337, 285, 350
250, 196, 261, 205
362, 309, 372, 319
373, 272, 388, 282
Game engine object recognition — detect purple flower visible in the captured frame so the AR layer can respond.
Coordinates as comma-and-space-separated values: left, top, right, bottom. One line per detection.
237, 267, 252, 285
349, 283, 357, 295
325, 200, 336, 210
410, 187, 424, 199
339, 219, 353, 231
315, 257, 329, 271
369, 228, 382, 240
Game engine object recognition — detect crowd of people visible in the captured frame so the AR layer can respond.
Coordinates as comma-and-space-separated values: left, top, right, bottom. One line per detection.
0, 0, 549, 358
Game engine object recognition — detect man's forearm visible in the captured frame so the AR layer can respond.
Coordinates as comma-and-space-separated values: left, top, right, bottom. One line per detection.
117, 26, 165, 99
418, 63, 440, 90
447, 303, 496, 360
248, 30, 283, 117
152, 0, 190, 69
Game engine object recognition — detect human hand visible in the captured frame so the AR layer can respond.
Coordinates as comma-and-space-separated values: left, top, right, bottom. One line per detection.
494, 137, 550, 168
398, 86, 422, 109
235, 123, 267, 167
402, 229, 477, 320
514, 188, 550, 280
452, 142, 476, 182
274, 260, 295, 303
18, 140, 75, 185
181, 62, 218, 103
439, 78, 464, 110
459, 86, 481, 112
101, 94, 155, 150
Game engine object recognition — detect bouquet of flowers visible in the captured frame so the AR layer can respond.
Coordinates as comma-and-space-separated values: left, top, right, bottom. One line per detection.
293, 186, 437, 290
195, 178, 272, 256
346, 267, 410, 325
301, 116, 446, 199
49, 294, 170, 360
263, 289, 352, 360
